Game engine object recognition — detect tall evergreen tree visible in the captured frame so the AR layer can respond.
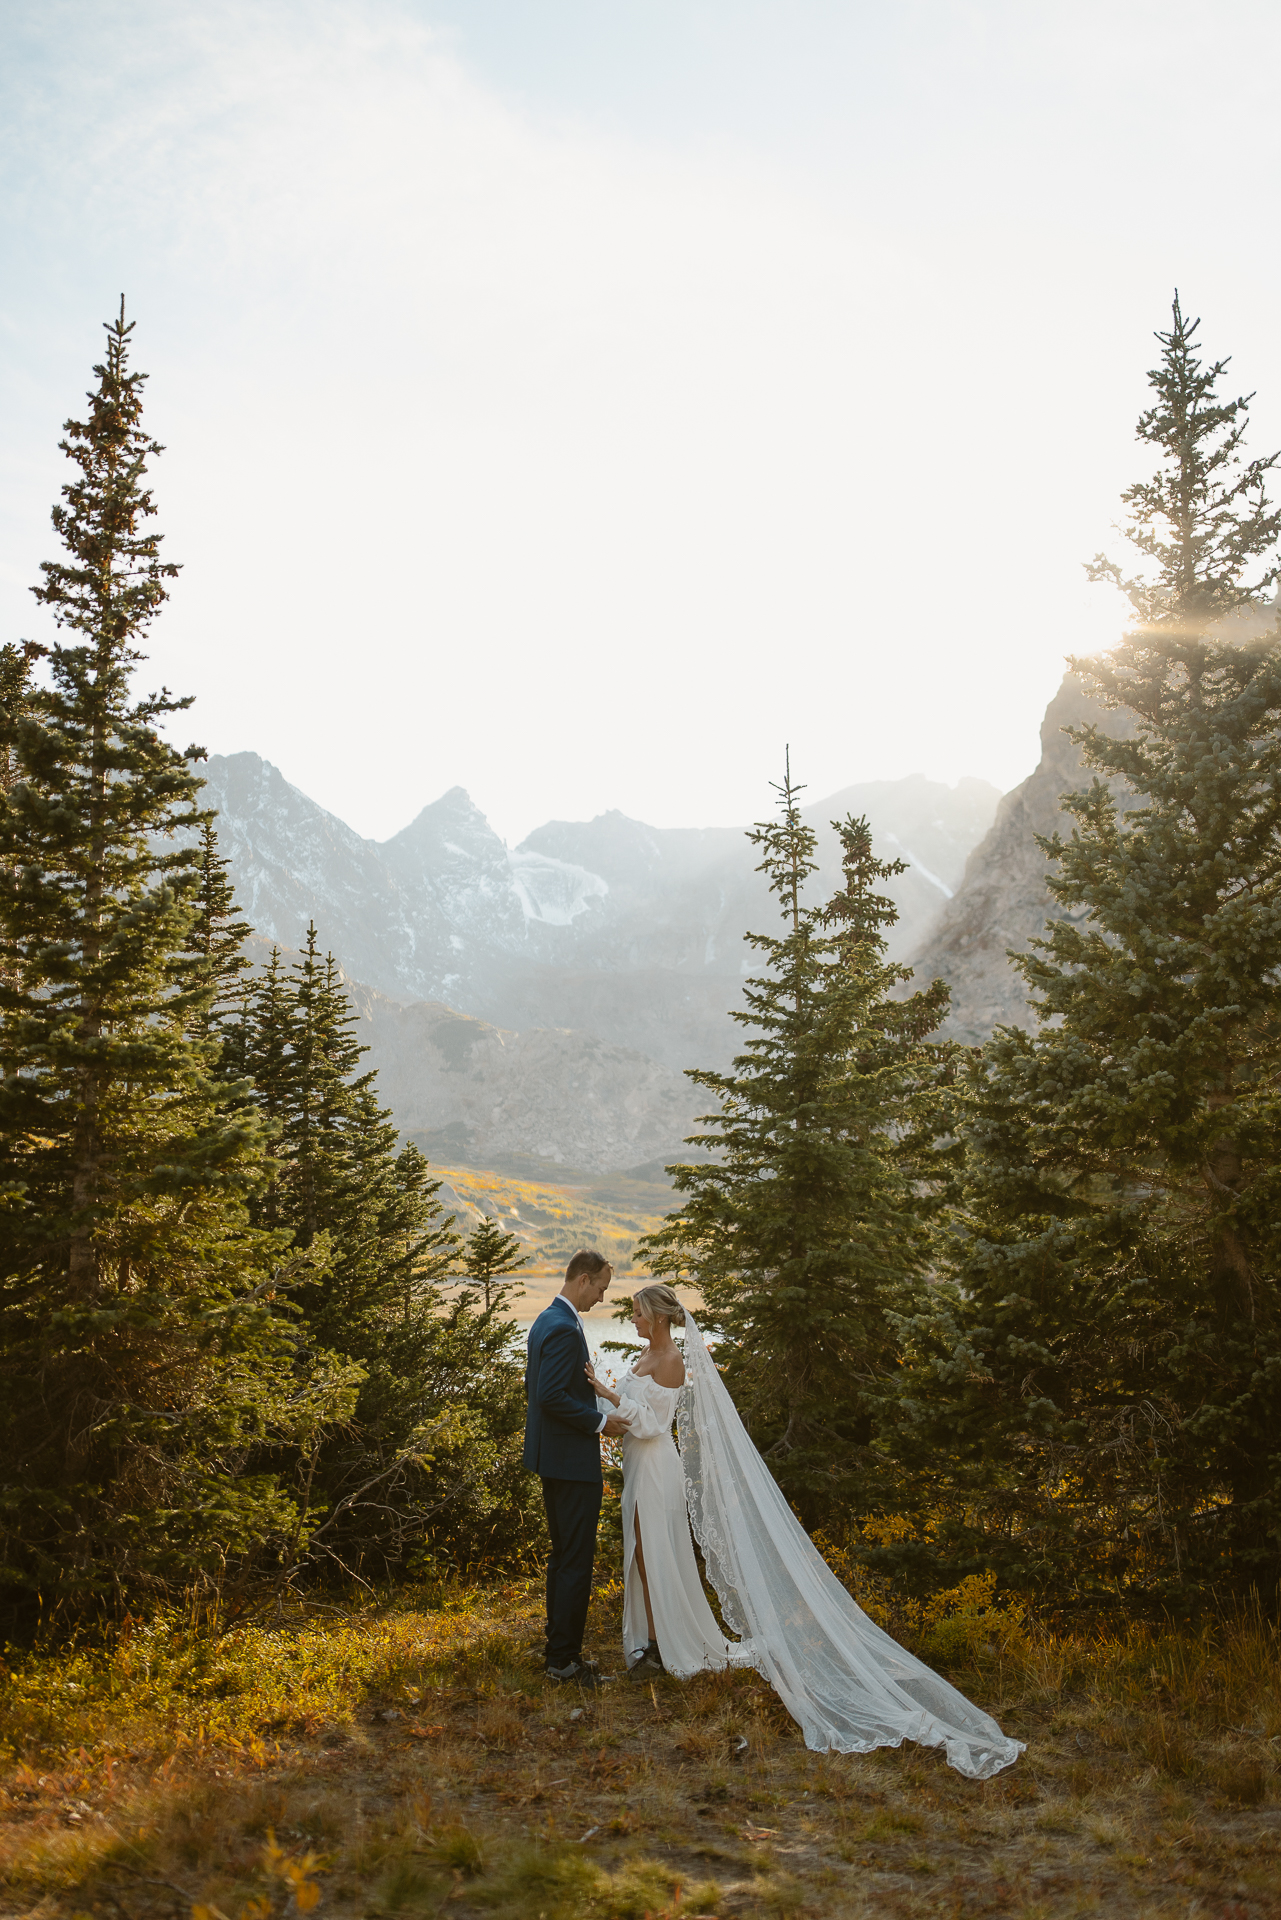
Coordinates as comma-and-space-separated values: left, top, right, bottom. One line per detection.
460, 1213, 532, 1313
290, 935, 376, 1254
893, 297, 1281, 1605
0, 306, 349, 1613
639, 765, 954, 1521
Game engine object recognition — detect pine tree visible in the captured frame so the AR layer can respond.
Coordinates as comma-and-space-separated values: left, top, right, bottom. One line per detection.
639, 765, 955, 1521
460, 1213, 532, 1313
893, 297, 1281, 1605
246, 930, 461, 1317
0, 306, 350, 1613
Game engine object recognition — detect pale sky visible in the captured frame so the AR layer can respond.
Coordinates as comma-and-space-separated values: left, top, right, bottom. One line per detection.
3, 0, 1281, 844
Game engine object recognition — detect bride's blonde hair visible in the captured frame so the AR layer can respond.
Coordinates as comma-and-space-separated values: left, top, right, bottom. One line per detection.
632, 1283, 686, 1331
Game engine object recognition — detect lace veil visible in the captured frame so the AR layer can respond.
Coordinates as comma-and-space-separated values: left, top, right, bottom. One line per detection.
677, 1312, 1023, 1780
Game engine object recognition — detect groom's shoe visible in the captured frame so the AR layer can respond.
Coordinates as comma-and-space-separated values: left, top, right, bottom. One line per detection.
545, 1658, 610, 1689
541, 1650, 601, 1676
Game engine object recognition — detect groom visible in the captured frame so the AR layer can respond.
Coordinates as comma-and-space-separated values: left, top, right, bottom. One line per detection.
524, 1249, 628, 1685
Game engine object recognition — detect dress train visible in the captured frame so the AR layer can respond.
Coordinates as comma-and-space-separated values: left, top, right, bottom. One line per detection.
603, 1318, 1023, 1781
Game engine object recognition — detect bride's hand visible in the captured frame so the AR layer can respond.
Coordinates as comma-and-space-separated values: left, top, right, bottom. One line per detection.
584, 1359, 621, 1407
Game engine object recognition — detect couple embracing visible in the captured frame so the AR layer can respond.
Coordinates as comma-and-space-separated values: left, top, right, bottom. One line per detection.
523, 1249, 1026, 1782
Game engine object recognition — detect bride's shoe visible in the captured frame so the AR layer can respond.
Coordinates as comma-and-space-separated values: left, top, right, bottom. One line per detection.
628, 1641, 665, 1681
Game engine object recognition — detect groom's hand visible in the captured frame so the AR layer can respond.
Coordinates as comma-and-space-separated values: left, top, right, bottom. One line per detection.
602, 1415, 629, 1438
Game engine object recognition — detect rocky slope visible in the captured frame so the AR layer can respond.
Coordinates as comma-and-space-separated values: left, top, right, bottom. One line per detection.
907, 673, 1133, 1042
347, 983, 700, 1174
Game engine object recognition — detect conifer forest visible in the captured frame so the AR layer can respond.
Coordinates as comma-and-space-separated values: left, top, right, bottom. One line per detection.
6, 300, 1281, 1912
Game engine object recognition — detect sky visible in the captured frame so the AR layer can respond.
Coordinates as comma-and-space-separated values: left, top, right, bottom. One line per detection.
3, 0, 1281, 845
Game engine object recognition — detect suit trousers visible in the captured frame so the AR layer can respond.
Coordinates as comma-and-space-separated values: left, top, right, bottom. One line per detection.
541, 1476, 603, 1668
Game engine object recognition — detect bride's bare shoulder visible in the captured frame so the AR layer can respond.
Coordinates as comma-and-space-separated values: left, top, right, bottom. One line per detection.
649, 1349, 686, 1388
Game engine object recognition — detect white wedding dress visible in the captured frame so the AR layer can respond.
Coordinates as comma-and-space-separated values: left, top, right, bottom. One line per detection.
604, 1316, 1023, 1781
608, 1364, 750, 1678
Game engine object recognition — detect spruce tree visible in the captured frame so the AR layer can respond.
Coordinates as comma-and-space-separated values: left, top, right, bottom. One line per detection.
639, 766, 954, 1521
894, 297, 1281, 1605
0, 306, 348, 1613
460, 1213, 532, 1313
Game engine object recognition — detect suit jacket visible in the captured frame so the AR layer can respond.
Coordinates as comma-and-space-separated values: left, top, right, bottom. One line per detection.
523, 1296, 604, 1483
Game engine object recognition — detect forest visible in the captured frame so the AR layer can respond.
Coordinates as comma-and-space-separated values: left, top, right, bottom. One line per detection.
3, 297, 1281, 1915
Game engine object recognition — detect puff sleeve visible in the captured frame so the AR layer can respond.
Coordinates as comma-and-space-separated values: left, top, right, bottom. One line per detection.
618, 1378, 681, 1441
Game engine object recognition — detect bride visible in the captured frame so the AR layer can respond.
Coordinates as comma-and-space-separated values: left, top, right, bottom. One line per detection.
585, 1282, 1023, 1782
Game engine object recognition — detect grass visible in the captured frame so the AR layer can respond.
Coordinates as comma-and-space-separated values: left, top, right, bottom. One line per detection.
4, 1573, 1281, 1918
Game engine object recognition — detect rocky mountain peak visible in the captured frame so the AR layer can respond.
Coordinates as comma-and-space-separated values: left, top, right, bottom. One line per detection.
520, 810, 734, 888
906, 673, 1133, 1043
382, 787, 506, 866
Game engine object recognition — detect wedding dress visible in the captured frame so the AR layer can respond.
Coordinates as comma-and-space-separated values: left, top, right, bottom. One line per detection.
606, 1316, 1023, 1782
607, 1364, 750, 1678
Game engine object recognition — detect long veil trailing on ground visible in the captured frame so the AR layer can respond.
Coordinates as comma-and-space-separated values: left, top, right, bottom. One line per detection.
676, 1313, 1023, 1780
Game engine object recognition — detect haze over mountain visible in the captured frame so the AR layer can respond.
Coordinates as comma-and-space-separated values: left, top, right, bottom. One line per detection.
202, 760, 999, 1168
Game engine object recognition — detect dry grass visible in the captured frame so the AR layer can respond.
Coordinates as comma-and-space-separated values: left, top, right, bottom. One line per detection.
4, 1575, 1281, 1919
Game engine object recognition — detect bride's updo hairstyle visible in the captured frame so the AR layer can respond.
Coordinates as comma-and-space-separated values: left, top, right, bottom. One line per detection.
632, 1283, 686, 1331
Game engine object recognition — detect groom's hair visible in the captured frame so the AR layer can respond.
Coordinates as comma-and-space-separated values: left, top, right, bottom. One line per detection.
565, 1249, 609, 1283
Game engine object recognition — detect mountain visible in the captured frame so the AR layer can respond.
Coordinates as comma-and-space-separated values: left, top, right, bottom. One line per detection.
907, 673, 1134, 1043
213, 651, 1278, 1160
199, 754, 1000, 1073
348, 983, 700, 1174
203, 759, 999, 1170
519, 775, 998, 976
197, 757, 518, 1012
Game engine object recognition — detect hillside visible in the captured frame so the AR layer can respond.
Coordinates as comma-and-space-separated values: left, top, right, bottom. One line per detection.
350, 986, 701, 1175
433, 1162, 677, 1315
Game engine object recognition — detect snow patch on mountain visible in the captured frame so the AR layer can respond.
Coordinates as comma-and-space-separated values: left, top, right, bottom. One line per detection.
509, 850, 609, 926
883, 833, 954, 899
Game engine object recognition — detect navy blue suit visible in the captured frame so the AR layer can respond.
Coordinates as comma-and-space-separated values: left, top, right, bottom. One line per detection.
524, 1296, 604, 1667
